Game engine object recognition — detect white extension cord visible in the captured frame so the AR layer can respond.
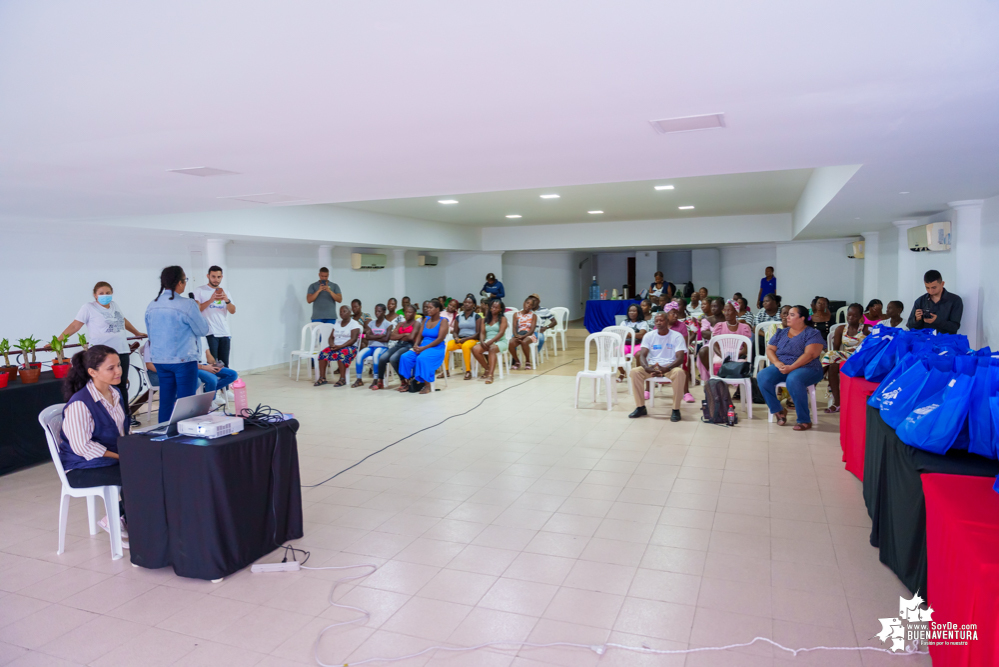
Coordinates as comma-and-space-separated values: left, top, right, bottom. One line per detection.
276, 562, 931, 666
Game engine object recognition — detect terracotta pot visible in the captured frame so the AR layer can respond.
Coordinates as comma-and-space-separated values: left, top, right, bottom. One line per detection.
52, 362, 71, 379
18, 366, 41, 384
0, 372, 8, 389
1, 366, 16, 382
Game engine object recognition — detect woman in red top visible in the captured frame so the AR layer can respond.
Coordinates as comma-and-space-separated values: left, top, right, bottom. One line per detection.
372, 304, 418, 390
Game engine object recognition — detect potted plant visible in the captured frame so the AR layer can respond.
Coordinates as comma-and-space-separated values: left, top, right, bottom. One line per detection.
78, 333, 89, 350
0, 339, 15, 385
17, 336, 42, 384
50, 335, 71, 379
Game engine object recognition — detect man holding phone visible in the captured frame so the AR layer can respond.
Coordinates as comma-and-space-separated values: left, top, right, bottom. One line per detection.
907, 269, 963, 334
195, 265, 236, 370
307, 267, 343, 323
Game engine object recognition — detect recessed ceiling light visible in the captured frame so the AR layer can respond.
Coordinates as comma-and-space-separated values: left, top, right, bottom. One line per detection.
654, 185, 675, 191
678, 205, 695, 210
438, 199, 458, 204
506, 214, 522, 219
649, 112, 726, 134
539, 194, 560, 199
899, 191, 910, 195
168, 167, 239, 177
218, 192, 307, 204
588, 210, 603, 214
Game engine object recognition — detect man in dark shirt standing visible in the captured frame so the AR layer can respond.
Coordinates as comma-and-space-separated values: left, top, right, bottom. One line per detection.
907, 270, 963, 334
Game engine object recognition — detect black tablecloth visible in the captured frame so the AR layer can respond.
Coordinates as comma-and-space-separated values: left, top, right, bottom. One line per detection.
862, 406, 999, 599
119, 420, 304, 580
0, 371, 65, 475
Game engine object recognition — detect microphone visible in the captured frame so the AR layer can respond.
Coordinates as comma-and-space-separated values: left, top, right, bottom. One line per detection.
189, 292, 196, 299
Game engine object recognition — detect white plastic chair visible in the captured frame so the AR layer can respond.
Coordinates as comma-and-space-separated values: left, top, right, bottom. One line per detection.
549, 307, 570, 354
138, 366, 160, 421
645, 375, 677, 408
38, 405, 124, 561
753, 321, 781, 377
574, 332, 622, 411
708, 334, 753, 419
836, 306, 847, 324
827, 322, 846, 351
290, 323, 325, 380
768, 384, 819, 425
603, 326, 636, 370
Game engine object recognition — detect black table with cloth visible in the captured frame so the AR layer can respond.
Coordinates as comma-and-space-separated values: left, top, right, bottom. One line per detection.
862, 406, 999, 600
119, 419, 304, 580
0, 371, 66, 475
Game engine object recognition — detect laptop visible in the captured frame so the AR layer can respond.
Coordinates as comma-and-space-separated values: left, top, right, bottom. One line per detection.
134, 392, 215, 436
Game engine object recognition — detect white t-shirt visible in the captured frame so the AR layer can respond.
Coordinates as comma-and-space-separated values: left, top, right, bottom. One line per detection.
332, 319, 363, 347
640, 328, 686, 366
75, 301, 128, 353
195, 285, 233, 337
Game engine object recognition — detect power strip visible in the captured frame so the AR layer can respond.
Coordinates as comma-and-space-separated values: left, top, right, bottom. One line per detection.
251, 561, 301, 573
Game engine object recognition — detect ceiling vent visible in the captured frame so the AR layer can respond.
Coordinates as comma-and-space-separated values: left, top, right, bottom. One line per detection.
168, 167, 239, 177
218, 193, 307, 205
649, 113, 726, 135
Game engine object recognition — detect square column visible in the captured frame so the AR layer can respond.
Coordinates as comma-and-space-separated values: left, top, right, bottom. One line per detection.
861, 232, 879, 308
949, 200, 984, 347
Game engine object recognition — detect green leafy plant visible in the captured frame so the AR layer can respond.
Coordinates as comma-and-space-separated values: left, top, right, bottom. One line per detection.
16, 336, 41, 367
77, 333, 88, 350
49, 335, 67, 364
0, 339, 11, 367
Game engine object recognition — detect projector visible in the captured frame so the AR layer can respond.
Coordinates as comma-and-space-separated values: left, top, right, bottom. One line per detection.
177, 414, 244, 439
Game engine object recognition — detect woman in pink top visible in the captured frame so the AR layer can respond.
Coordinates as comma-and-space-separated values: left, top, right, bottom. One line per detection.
697, 301, 752, 377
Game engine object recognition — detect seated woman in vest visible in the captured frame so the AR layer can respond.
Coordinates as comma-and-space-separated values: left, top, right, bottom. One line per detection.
59, 345, 129, 546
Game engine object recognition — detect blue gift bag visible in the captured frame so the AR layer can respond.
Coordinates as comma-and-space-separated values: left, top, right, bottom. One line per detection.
880, 362, 953, 429
864, 334, 910, 383
869, 352, 920, 410
969, 361, 999, 458
990, 396, 999, 460
841, 329, 894, 378
897, 374, 975, 455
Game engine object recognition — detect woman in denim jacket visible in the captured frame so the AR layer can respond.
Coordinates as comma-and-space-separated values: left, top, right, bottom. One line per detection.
144, 266, 209, 422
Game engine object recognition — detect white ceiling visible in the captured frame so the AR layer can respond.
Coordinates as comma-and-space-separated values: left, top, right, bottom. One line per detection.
1, 1, 998, 236
336, 169, 813, 226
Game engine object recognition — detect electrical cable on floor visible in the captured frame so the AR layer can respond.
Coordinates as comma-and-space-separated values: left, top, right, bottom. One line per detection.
299, 562, 929, 667
301, 357, 583, 488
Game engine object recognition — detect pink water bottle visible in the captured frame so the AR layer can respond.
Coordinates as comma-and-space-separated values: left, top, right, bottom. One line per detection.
231, 379, 249, 416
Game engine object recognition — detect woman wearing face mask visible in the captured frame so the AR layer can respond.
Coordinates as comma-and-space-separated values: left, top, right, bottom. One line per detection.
56, 282, 145, 407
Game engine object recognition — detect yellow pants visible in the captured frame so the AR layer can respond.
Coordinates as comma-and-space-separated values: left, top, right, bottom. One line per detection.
445, 339, 479, 372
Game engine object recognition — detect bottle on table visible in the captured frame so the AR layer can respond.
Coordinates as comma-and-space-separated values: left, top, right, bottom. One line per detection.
590, 277, 599, 300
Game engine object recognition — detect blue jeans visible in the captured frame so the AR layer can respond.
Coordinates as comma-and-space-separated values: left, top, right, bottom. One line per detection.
537, 332, 545, 350
355, 346, 388, 375
757, 364, 824, 425
198, 368, 238, 394
153, 362, 199, 423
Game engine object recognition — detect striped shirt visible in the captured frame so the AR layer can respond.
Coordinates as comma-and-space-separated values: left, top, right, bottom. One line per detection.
63, 380, 125, 460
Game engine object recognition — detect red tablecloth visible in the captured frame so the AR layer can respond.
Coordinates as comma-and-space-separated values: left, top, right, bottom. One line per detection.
923, 473, 999, 666
840, 373, 880, 480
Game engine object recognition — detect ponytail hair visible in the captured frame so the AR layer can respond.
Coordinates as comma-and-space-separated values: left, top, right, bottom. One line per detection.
63, 345, 119, 399
156, 265, 186, 301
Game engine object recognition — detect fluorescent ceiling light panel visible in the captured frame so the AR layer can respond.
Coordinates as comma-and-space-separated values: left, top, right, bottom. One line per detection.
168, 167, 239, 177
678, 205, 695, 210
588, 210, 603, 214
539, 194, 560, 199
506, 214, 522, 219
438, 199, 459, 204
218, 192, 307, 204
649, 113, 725, 134
654, 185, 675, 191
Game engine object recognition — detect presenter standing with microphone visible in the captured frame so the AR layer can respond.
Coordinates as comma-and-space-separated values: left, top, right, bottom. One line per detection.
145, 266, 209, 422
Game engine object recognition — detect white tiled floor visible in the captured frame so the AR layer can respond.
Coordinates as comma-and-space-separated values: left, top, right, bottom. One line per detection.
0, 325, 931, 666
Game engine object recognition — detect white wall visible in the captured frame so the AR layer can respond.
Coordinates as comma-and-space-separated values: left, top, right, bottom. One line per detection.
635, 251, 658, 297
443, 252, 503, 300
877, 230, 899, 308
691, 248, 721, 296
981, 195, 999, 349
502, 252, 586, 320
774, 239, 862, 308
720, 245, 777, 304
657, 251, 692, 285
594, 252, 633, 296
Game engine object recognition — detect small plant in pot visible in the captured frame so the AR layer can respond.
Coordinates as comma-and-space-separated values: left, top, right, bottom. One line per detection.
50, 335, 71, 379
0, 339, 16, 385
17, 336, 42, 384
78, 333, 89, 351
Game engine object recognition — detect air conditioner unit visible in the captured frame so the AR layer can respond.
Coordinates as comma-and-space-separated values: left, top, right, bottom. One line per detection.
908, 222, 951, 252
350, 253, 387, 270
845, 240, 865, 259
418, 255, 439, 267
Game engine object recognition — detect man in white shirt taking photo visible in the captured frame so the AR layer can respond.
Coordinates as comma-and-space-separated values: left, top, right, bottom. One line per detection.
195, 265, 236, 379
629, 307, 688, 422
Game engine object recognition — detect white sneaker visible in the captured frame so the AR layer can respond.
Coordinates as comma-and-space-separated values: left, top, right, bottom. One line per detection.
212, 395, 227, 409
225, 389, 234, 400
97, 516, 130, 549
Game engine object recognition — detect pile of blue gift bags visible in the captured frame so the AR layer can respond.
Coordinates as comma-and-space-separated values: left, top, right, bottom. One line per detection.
844, 325, 999, 492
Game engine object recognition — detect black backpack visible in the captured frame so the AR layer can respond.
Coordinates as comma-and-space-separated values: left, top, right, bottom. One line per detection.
702, 379, 738, 426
